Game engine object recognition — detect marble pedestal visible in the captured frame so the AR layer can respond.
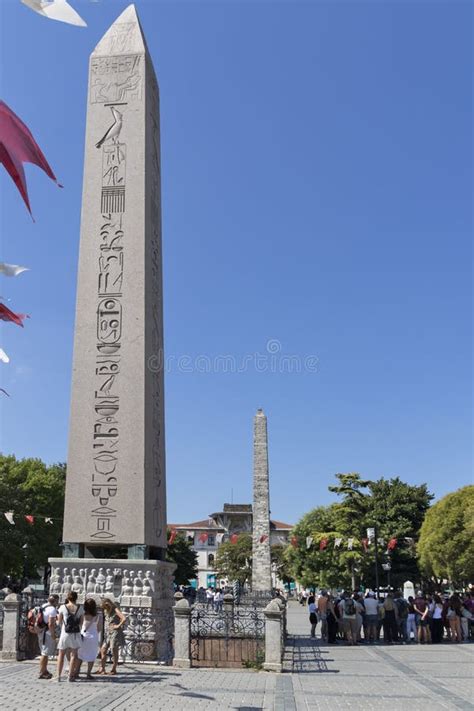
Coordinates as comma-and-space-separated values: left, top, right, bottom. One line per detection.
48, 557, 176, 662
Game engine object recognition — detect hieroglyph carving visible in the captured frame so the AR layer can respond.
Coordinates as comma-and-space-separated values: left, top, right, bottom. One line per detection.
91, 105, 128, 541
90, 54, 143, 104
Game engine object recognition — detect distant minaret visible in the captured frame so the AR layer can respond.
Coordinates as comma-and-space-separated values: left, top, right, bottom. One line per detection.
252, 409, 272, 591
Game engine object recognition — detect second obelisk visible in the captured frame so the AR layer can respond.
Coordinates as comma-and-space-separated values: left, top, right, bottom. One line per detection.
252, 409, 272, 592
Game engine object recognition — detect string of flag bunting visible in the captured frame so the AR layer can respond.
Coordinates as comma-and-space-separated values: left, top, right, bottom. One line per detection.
291, 535, 410, 553
2, 511, 59, 525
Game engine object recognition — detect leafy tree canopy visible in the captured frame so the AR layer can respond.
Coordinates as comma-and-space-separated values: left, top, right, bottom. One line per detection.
418, 485, 474, 587
0, 454, 65, 583
286, 473, 433, 591
166, 530, 199, 586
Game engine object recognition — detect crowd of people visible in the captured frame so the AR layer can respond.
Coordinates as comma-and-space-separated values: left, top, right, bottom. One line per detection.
304, 589, 474, 645
36, 592, 126, 681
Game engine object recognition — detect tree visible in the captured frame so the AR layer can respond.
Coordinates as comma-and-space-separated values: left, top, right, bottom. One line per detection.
285, 473, 434, 591
418, 485, 474, 588
271, 544, 294, 588
166, 531, 198, 585
0, 454, 65, 584
215, 534, 252, 586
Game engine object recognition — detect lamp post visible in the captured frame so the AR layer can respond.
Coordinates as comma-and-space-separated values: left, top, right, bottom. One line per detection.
367, 526, 380, 599
382, 562, 391, 590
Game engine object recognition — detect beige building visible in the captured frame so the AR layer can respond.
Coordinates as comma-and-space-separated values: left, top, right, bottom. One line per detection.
170, 503, 292, 589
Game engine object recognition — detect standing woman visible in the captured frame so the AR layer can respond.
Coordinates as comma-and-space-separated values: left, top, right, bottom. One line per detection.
326, 595, 338, 644
95, 599, 126, 675
446, 595, 462, 643
57, 591, 84, 682
78, 598, 100, 679
430, 595, 444, 643
308, 595, 317, 638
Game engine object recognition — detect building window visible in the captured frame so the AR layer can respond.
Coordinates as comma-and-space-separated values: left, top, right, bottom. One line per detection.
208, 553, 215, 567
207, 535, 215, 546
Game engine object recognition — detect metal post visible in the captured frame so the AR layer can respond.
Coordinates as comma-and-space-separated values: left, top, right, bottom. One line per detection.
374, 525, 380, 599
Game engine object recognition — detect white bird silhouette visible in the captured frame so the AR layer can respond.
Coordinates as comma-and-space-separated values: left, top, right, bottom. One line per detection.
96, 108, 123, 149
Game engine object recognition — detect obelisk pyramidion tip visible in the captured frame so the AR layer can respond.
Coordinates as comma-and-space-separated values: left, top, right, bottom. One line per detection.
93, 3, 147, 57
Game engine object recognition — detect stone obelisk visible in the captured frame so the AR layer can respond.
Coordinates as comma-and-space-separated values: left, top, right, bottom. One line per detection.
49, 4, 175, 661
252, 409, 272, 592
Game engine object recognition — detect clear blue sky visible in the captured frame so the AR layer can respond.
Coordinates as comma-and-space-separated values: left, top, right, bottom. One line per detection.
0, 0, 472, 526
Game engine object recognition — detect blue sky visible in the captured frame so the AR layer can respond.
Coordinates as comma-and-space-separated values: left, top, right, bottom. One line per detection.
0, 0, 472, 525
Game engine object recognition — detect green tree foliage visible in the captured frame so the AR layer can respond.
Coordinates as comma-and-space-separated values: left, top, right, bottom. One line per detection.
270, 544, 294, 587
216, 533, 253, 585
418, 485, 474, 587
0, 454, 65, 583
166, 531, 198, 586
286, 473, 433, 591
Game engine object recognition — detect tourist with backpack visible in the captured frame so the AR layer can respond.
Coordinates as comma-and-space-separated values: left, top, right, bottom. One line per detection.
56, 591, 84, 682
32, 594, 59, 679
382, 593, 399, 644
338, 592, 358, 645
395, 592, 409, 644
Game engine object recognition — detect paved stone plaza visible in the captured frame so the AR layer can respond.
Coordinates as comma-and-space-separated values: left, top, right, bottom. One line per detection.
0, 603, 472, 710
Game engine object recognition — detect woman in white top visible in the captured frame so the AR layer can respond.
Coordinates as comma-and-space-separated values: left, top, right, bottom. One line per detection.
57, 591, 84, 682
78, 598, 99, 679
308, 595, 317, 638
430, 594, 444, 643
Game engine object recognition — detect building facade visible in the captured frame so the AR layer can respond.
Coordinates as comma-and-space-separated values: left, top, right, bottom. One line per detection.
170, 503, 292, 589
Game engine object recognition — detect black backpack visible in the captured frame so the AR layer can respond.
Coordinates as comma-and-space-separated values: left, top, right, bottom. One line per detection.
64, 607, 81, 634
396, 599, 409, 619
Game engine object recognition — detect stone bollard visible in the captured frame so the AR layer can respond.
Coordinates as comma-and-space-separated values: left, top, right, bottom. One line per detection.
263, 599, 283, 672
173, 593, 191, 668
0, 593, 21, 660
223, 593, 234, 613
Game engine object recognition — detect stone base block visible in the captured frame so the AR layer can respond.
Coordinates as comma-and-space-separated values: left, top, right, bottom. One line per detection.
48, 557, 176, 662
263, 662, 282, 672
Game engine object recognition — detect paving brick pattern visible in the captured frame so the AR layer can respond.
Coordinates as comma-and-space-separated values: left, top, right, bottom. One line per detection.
0, 603, 472, 710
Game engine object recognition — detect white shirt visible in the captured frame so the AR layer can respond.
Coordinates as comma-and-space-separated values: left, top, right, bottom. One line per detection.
42, 604, 57, 626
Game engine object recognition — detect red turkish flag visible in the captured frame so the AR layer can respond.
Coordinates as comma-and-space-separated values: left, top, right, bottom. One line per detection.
0, 303, 29, 327
168, 529, 177, 545
361, 538, 369, 553
290, 536, 298, 548
25, 515, 34, 525
319, 538, 328, 551
387, 537, 397, 551
0, 100, 62, 217
230, 534, 239, 544
198, 532, 208, 543
259, 535, 268, 543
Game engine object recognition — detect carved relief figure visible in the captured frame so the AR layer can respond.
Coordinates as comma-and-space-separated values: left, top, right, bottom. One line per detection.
121, 570, 133, 596
96, 107, 123, 149
61, 569, 72, 595
87, 569, 97, 594
132, 571, 143, 597
95, 568, 106, 593
72, 576, 83, 594
104, 569, 115, 594
50, 567, 61, 595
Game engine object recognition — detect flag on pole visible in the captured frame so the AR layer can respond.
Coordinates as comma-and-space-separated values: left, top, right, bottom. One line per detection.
361, 538, 369, 553
319, 538, 328, 551
198, 532, 208, 543
168, 529, 177, 545
387, 537, 397, 551
230, 534, 239, 544
290, 536, 298, 548
21, 0, 88, 27
305, 536, 313, 549
347, 538, 354, 550
25, 515, 34, 525
259, 534, 268, 543
334, 537, 342, 548
4, 512, 14, 525
44, 517, 53, 524
216, 532, 224, 544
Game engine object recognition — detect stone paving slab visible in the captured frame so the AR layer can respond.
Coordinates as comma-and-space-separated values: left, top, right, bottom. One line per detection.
0, 603, 473, 710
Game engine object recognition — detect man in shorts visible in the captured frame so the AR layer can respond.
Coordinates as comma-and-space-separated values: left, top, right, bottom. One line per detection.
38, 594, 59, 679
